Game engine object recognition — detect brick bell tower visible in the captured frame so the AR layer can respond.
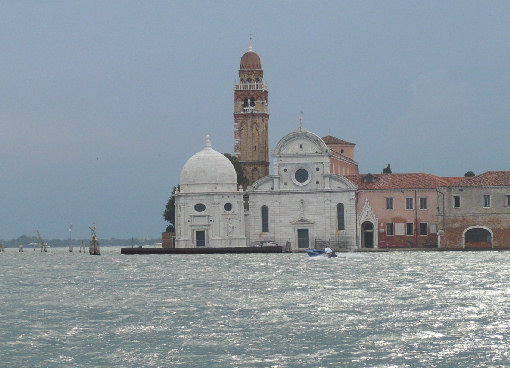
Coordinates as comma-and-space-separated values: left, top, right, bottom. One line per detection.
234, 40, 269, 186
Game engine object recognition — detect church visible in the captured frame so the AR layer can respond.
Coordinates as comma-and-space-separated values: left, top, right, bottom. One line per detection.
171, 44, 510, 251
173, 44, 359, 250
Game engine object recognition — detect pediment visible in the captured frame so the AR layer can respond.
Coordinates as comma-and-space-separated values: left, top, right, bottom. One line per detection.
291, 217, 315, 225
358, 199, 378, 226
273, 130, 329, 156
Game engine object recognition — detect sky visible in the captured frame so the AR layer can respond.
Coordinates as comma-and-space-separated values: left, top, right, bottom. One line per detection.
1, 1, 509, 240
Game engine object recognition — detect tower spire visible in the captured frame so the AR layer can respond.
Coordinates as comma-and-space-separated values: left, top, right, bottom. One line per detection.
298, 111, 303, 131
248, 33, 253, 52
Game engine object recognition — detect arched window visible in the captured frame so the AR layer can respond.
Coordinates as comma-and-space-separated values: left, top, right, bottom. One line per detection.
261, 205, 269, 232
243, 98, 249, 108
337, 203, 345, 230
250, 97, 255, 107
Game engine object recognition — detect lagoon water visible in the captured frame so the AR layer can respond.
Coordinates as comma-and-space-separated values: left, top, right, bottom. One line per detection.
1, 247, 510, 367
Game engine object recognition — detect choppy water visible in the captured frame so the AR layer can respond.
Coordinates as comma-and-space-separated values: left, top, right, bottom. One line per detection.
1, 248, 510, 367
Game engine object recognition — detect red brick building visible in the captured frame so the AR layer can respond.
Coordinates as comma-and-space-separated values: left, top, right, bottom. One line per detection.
437, 171, 510, 249
322, 135, 359, 176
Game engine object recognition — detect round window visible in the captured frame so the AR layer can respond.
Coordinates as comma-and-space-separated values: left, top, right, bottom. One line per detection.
295, 169, 309, 183
194, 203, 206, 212
224, 203, 232, 211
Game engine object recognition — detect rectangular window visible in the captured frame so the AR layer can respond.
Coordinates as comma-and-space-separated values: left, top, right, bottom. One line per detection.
430, 224, 437, 234
419, 197, 427, 210
419, 223, 428, 236
453, 195, 461, 208
386, 197, 393, 210
406, 197, 414, 210
261, 206, 269, 232
483, 195, 491, 208
507, 195, 510, 207
406, 223, 414, 236
337, 203, 345, 231
386, 223, 394, 236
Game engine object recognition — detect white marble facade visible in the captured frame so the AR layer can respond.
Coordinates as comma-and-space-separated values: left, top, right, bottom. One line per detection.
174, 136, 246, 248
175, 130, 358, 249
247, 128, 358, 250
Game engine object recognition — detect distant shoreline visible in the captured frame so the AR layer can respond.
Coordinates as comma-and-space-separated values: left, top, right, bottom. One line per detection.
0, 237, 162, 248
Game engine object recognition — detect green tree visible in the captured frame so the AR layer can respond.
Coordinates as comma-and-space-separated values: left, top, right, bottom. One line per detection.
464, 171, 475, 177
382, 164, 392, 174
224, 153, 249, 187
163, 186, 177, 232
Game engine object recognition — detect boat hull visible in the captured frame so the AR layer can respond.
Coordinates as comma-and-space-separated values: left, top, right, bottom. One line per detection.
306, 249, 337, 258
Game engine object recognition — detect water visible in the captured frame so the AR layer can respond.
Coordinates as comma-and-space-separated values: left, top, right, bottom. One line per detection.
1, 248, 510, 367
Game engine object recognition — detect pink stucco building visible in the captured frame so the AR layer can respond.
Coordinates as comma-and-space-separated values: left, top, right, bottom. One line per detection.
347, 173, 458, 248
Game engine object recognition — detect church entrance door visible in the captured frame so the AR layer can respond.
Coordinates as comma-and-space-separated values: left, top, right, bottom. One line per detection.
195, 230, 206, 247
297, 229, 309, 248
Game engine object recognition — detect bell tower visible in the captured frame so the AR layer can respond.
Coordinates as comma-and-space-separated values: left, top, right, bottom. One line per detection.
234, 40, 269, 186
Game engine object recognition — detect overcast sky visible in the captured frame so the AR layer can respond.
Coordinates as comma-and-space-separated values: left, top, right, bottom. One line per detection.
1, 1, 509, 240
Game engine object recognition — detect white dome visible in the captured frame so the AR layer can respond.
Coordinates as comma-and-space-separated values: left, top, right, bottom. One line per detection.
179, 135, 238, 193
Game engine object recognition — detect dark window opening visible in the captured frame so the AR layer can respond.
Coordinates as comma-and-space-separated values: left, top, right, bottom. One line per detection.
406, 223, 414, 235
420, 197, 427, 210
419, 223, 428, 236
386, 197, 393, 210
337, 203, 345, 230
194, 203, 206, 212
261, 205, 269, 232
295, 169, 309, 183
454, 195, 461, 208
386, 223, 394, 236
406, 198, 414, 210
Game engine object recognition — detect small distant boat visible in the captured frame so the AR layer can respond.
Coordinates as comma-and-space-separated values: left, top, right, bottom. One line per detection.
306, 248, 338, 258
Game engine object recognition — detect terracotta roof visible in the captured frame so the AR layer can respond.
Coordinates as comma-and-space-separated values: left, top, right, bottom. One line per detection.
441, 177, 464, 184
451, 171, 510, 187
322, 135, 355, 146
329, 149, 357, 165
346, 173, 452, 190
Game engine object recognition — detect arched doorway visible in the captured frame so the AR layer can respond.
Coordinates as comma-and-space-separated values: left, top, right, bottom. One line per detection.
464, 227, 492, 249
361, 221, 374, 248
